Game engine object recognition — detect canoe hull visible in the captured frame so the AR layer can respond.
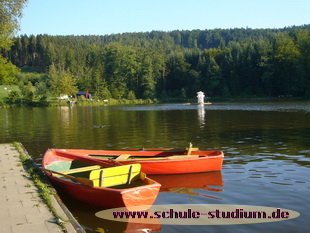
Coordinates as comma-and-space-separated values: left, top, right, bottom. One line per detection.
108, 156, 223, 174
58, 149, 224, 174
43, 150, 161, 209
47, 174, 160, 209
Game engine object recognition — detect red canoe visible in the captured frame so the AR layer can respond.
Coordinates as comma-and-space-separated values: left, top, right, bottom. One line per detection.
42, 149, 161, 209
49, 147, 224, 174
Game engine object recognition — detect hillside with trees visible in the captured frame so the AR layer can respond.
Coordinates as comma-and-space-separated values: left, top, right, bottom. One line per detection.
1, 24, 310, 102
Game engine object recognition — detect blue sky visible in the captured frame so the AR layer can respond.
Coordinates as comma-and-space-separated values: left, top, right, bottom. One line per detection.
18, 0, 310, 36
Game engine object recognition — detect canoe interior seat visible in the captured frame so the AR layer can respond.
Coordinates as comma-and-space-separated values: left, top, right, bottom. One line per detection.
115, 154, 131, 160
89, 164, 141, 188
190, 148, 199, 151
61, 165, 102, 175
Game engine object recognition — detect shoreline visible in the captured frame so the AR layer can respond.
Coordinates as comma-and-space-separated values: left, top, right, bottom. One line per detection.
1, 96, 309, 109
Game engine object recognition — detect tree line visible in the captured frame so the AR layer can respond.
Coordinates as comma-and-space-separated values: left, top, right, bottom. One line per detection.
1, 25, 310, 101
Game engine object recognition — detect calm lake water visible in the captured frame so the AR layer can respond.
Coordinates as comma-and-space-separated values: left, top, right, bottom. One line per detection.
0, 101, 309, 232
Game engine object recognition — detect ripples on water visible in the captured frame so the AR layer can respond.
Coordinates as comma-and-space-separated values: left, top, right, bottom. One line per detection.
116, 101, 310, 113
0, 101, 309, 232
112, 101, 310, 232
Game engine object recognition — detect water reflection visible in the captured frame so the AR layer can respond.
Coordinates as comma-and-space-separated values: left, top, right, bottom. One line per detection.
113, 101, 310, 113
149, 172, 224, 200
197, 105, 205, 128
58, 106, 72, 127
59, 191, 162, 233
57, 172, 224, 232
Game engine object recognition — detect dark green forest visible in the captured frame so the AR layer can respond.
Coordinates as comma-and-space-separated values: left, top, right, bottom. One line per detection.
1, 25, 310, 101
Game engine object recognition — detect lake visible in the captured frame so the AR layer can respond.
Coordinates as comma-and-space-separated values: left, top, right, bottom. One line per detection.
0, 101, 309, 232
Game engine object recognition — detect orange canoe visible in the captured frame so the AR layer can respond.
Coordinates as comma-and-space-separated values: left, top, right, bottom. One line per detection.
42, 149, 161, 209
49, 147, 224, 174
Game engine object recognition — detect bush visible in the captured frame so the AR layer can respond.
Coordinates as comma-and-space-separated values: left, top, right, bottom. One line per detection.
127, 90, 136, 100
7, 90, 19, 103
19, 82, 34, 103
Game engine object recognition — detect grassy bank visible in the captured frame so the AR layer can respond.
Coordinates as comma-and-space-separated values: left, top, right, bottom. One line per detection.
0, 85, 157, 108
0, 98, 156, 108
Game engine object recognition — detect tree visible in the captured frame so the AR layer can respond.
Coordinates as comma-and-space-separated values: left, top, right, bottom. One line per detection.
61, 71, 78, 96
0, 56, 19, 84
165, 52, 191, 96
2, 24, 310, 100
48, 65, 61, 96
140, 56, 156, 99
0, 0, 27, 85
127, 90, 136, 100
102, 42, 138, 99
19, 81, 33, 102
48, 65, 78, 97
92, 68, 112, 100
7, 90, 19, 103
274, 33, 301, 95
294, 29, 310, 96
35, 81, 48, 101
0, 0, 28, 50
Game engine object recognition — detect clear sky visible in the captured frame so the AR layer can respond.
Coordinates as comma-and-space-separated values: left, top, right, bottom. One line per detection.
18, 0, 310, 36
